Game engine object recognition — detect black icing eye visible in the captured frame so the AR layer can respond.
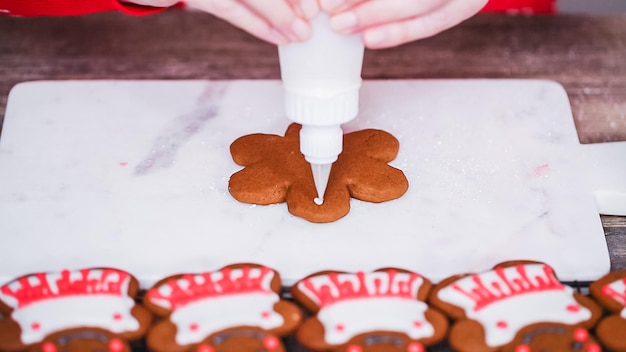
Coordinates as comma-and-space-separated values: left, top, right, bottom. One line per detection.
364, 335, 403, 346
571, 341, 584, 351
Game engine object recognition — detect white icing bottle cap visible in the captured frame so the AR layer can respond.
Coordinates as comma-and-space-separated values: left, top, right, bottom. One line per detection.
278, 13, 364, 128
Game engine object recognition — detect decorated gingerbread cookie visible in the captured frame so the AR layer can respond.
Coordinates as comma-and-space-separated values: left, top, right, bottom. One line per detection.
291, 269, 448, 351
228, 123, 409, 223
589, 270, 626, 351
142, 263, 302, 352
429, 261, 603, 352
0, 268, 152, 352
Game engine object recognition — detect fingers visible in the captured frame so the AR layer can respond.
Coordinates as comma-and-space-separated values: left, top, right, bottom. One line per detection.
188, 0, 285, 45
319, 0, 363, 14
322, 0, 487, 49
243, 0, 311, 41
187, 0, 317, 45
294, 0, 320, 19
329, 0, 450, 34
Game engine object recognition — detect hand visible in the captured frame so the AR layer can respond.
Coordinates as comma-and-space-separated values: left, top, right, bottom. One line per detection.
319, 0, 488, 49
125, 0, 320, 45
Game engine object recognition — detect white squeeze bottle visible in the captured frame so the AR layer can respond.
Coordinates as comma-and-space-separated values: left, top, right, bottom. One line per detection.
278, 13, 365, 205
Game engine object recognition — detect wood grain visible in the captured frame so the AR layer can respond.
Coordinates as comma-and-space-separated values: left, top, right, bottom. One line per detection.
1, 11, 625, 272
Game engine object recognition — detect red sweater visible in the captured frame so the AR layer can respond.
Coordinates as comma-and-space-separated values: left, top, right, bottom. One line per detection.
0, 0, 556, 17
0, 0, 165, 16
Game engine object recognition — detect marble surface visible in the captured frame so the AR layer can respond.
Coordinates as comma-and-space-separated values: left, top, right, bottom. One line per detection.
0, 80, 615, 286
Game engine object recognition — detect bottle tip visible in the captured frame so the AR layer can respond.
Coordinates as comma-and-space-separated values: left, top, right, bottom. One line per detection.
311, 163, 332, 206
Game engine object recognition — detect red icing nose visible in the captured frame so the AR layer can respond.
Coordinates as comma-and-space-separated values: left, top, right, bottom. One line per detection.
108, 339, 125, 352
263, 336, 281, 351
407, 342, 424, 352
196, 344, 215, 352
42, 343, 57, 352
586, 343, 602, 352
573, 328, 589, 342
346, 345, 363, 352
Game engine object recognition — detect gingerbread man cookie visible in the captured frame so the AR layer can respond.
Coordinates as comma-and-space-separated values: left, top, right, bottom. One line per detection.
590, 270, 626, 351
429, 261, 603, 352
0, 268, 152, 352
291, 269, 448, 351
228, 123, 409, 223
143, 263, 302, 352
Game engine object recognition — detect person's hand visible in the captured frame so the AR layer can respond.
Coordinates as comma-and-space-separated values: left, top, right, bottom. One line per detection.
319, 0, 488, 49
125, 0, 320, 45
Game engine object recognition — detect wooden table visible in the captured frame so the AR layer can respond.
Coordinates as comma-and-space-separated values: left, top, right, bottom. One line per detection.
1, 10, 625, 272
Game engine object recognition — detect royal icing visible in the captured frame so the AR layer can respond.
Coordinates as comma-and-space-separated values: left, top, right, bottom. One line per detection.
601, 277, 626, 319
437, 264, 591, 347
0, 269, 139, 344
297, 270, 434, 345
146, 266, 284, 345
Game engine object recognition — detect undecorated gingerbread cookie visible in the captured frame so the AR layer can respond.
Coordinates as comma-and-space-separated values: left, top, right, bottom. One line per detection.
590, 270, 626, 352
429, 261, 603, 352
228, 123, 409, 223
143, 263, 302, 352
291, 268, 448, 351
0, 268, 152, 352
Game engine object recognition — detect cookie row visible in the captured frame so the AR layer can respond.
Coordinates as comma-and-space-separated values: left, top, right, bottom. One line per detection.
0, 261, 624, 352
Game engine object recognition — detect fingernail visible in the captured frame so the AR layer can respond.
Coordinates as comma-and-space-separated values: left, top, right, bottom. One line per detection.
268, 28, 289, 45
330, 11, 358, 33
292, 18, 312, 41
364, 28, 387, 46
300, 0, 319, 19
321, 0, 344, 12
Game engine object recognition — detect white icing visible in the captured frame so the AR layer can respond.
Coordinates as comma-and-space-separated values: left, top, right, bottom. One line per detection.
317, 298, 434, 344
11, 295, 139, 344
437, 265, 591, 347
170, 292, 283, 345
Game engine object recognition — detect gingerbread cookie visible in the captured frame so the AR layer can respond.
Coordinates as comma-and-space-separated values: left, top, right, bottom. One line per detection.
291, 269, 448, 351
143, 263, 302, 352
429, 261, 603, 352
0, 268, 152, 352
228, 123, 409, 223
589, 270, 626, 351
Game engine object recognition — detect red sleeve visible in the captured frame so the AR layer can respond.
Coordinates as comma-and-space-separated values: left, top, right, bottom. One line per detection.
481, 0, 556, 14
0, 0, 168, 16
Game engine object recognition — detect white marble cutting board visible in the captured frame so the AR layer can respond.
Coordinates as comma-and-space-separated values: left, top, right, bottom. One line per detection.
0, 80, 616, 286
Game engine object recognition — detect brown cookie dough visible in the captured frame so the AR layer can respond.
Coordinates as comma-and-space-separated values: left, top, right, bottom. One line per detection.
429, 261, 603, 352
143, 263, 302, 352
291, 268, 448, 351
0, 268, 152, 352
589, 270, 626, 352
228, 123, 409, 223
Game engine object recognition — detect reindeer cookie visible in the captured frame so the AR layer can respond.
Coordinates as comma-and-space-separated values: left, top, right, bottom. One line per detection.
143, 263, 302, 352
589, 270, 626, 352
0, 268, 152, 352
291, 268, 448, 352
430, 261, 602, 352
